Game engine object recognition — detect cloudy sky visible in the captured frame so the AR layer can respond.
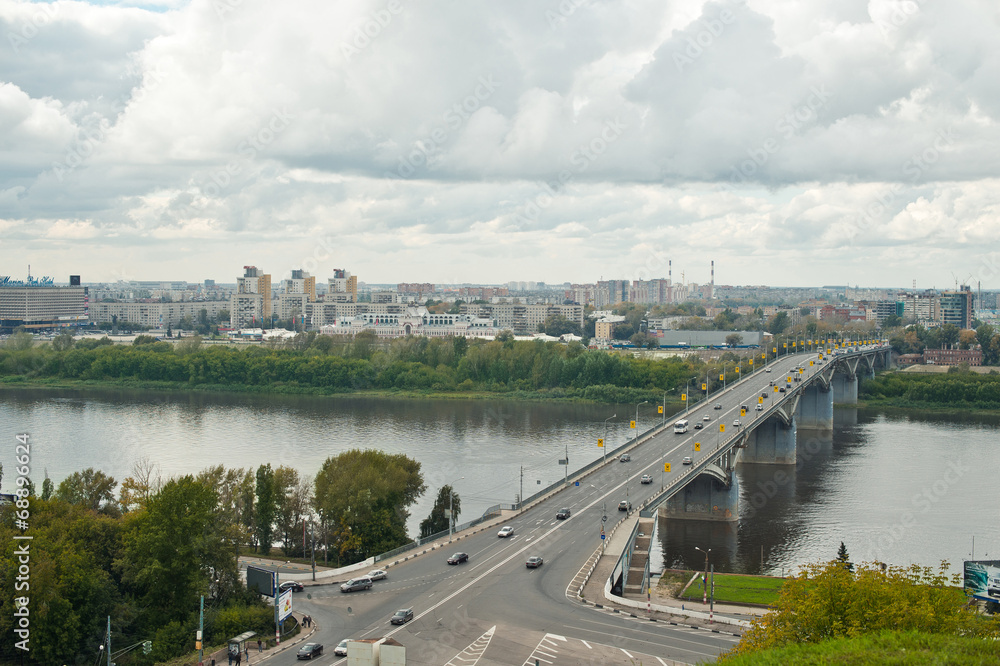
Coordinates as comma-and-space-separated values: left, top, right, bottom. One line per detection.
2, 0, 999, 289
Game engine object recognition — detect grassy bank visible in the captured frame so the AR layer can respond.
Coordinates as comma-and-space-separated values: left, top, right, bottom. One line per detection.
0, 375, 696, 409
859, 370, 1000, 412
717, 630, 1000, 665
665, 569, 785, 606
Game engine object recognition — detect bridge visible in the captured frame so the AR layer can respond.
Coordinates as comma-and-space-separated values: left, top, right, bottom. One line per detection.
604, 341, 892, 599
284, 341, 891, 665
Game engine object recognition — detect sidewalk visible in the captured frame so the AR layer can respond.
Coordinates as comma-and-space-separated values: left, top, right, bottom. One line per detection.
207, 612, 318, 665
574, 513, 761, 635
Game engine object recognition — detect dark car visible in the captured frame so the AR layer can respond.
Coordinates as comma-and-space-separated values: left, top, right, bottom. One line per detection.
526, 556, 544, 568
556, 508, 571, 519
297, 643, 323, 660
619, 453, 631, 462
779, 387, 786, 392
447, 552, 469, 565
694, 423, 703, 429
279, 581, 304, 593
714, 403, 722, 410
391, 608, 414, 625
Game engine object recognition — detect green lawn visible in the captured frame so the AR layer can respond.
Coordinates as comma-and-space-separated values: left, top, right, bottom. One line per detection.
717, 630, 1000, 665
680, 572, 785, 606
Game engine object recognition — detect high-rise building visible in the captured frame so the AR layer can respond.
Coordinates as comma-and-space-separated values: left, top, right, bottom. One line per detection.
231, 266, 272, 328
330, 269, 358, 301
940, 285, 974, 329
0, 275, 87, 331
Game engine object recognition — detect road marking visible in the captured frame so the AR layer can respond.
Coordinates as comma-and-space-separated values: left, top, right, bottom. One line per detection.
581, 640, 591, 649
444, 625, 495, 666
621, 648, 634, 658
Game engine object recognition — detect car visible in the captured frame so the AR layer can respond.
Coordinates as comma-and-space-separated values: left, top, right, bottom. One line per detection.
340, 576, 373, 593
556, 508, 571, 519
334, 639, 350, 657
786, 383, 792, 389
618, 500, 631, 511
755, 404, 763, 411
765, 368, 772, 373
619, 453, 631, 462
297, 643, 324, 660
497, 526, 514, 538
447, 552, 469, 565
682, 456, 692, 465
279, 581, 304, 593
779, 387, 786, 393
694, 422, 703, 429
703, 414, 711, 421
366, 569, 387, 581
714, 403, 722, 410
526, 556, 544, 568
640, 474, 652, 484
761, 392, 769, 399
390, 608, 414, 625
733, 419, 742, 427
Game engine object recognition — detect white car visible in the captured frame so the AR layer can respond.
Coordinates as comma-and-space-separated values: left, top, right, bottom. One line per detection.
765, 368, 772, 373
733, 419, 742, 427
755, 404, 763, 411
498, 526, 514, 538
366, 569, 387, 581
334, 639, 350, 656
682, 456, 692, 465
702, 414, 711, 421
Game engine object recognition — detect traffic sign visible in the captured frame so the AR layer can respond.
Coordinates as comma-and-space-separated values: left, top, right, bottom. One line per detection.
601, 534, 606, 540
597, 438, 604, 448
658, 405, 663, 414
740, 408, 746, 416
630, 420, 636, 429
702, 383, 707, 391
602, 515, 607, 522
681, 393, 687, 401
664, 462, 671, 472
694, 442, 701, 451
719, 424, 725, 433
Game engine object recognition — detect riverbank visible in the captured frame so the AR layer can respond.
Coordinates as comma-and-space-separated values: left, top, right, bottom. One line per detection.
859, 369, 1000, 413
0, 375, 696, 408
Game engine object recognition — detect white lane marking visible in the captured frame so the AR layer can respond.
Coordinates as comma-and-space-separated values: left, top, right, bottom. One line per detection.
581, 640, 591, 649
621, 648, 635, 658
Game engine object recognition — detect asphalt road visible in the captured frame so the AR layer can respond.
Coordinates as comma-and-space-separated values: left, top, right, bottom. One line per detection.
278, 346, 885, 666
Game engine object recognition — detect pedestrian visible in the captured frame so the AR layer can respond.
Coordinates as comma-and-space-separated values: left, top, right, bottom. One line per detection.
257, 639, 262, 653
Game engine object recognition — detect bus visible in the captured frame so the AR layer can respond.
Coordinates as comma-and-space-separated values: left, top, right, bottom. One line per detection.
673, 419, 689, 434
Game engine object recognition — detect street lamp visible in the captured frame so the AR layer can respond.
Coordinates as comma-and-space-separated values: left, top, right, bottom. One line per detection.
695, 546, 711, 604
449, 477, 465, 535
603, 414, 616, 464
634, 401, 648, 445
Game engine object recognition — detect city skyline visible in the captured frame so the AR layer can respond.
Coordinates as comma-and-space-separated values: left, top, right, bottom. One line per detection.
3, 1, 999, 287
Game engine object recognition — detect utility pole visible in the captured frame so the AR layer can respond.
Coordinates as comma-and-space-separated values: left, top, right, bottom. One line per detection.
107, 616, 112, 666
564, 444, 569, 484
198, 595, 204, 666
519, 466, 524, 512
311, 519, 316, 582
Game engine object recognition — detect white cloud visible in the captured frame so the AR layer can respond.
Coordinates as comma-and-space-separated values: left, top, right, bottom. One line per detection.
1, 0, 999, 287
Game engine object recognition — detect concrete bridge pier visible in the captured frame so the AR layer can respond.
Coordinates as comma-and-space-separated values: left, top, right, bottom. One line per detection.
832, 372, 858, 404
741, 416, 797, 464
797, 383, 833, 429
661, 472, 739, 522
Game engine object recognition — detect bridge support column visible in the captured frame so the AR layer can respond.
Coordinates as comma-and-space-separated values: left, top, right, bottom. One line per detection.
832, 373, 858, 404
741, 416, 797, 464
661, 474, 739, 522
796, 383, 833, 429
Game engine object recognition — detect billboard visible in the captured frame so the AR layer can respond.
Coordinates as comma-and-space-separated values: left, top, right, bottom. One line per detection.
964, 560, 1000, 602
277, 589, 293, 621
246, 566, 276, 597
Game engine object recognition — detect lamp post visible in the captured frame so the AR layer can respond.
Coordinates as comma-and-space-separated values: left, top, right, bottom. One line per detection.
449, 477, 465, 535
695, 546, 711, 604
634, 401, 648, 445
603, 414, 616, 464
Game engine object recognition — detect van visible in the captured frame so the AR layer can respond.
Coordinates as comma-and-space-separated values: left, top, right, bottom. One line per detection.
340, 576, 373, 593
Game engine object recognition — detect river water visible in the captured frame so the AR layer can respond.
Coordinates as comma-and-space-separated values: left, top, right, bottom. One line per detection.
1, 388, 997, 576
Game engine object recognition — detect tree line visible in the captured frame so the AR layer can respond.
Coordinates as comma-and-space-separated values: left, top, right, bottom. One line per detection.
0, 449, 426, 665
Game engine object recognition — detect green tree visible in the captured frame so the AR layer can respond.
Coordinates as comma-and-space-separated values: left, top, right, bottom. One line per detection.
51, 331, 75, 351
254, 464, 277, 554
725, 333, 744, 347
118, 476, 239, 630
41, 472, 53, 500
836, 542, 854, 572
540, 314, 582, 337
313, 449, 425, 563
56, 468, 118, 513
6, 331, 34, 350
767, 311, 790, 335
419, 485, 461, 538
133, 334, 158, 345
939, 323, 960, 348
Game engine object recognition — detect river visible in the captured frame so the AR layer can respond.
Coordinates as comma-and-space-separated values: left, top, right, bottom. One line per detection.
1, 388, 997, 576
